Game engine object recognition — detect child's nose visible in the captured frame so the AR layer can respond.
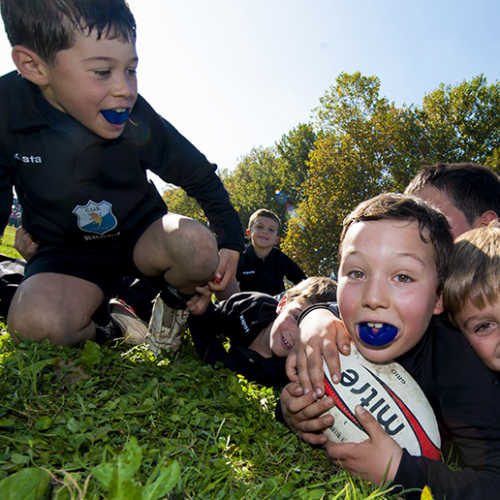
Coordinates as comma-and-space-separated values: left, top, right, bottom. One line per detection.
361, 278, 389, 310
112, 74, 136, 99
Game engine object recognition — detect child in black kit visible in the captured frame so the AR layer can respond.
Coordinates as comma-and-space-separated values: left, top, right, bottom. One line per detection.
278, 193, 500, 500
237, 209, 306, 296
0, 0, 244, 351
187, 277, 336, 388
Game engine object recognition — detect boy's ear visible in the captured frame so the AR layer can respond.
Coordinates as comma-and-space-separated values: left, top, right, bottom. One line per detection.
11, 46, 50, 86
246, 229, 252, 238
479, 210, 499, 227
433, 294, 444, 315
276, 294, 287, 315
274, 236, 281, 245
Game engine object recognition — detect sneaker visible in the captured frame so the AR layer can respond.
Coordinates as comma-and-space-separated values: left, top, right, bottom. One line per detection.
145, 294, 189, 356
109, 298, 149, 345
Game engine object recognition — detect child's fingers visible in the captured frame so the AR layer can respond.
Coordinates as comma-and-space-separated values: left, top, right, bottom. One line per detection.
285, 352, 299, 382
293, 349, 315, 394
298, 431, 329, 446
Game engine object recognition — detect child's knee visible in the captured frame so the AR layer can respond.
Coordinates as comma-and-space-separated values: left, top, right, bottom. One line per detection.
8, 304, 93, 345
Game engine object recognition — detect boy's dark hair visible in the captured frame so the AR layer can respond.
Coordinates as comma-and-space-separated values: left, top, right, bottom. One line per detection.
405, 163, 500, 225
286, 277, 337, 305
1, 0, 136, 65
339, 193, 454, 295
248, 209, 281, 234
443, 224, 500, 320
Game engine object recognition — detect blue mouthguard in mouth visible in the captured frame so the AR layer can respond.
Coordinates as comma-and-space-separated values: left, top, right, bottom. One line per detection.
358, 322, 398, 346
101, 109, 130, 124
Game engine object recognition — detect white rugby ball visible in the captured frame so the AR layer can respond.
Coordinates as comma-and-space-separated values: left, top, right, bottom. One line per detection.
322, 345, 440, 459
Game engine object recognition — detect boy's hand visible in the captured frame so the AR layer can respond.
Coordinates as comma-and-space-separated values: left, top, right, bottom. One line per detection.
286, 308, 351, 397
209, 248, 240, 292
14, 227, 39, 261
186, 285, 213, 316
323, 405, 403, 485
280, 382, 334, 446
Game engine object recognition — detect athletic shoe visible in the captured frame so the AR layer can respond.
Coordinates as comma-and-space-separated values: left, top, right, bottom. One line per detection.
109, 298, 149, 345
145, 294, 189, 356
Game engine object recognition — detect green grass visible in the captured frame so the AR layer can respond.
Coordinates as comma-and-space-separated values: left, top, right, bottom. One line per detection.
0, 226, 22, 259
0, 234, 407, 500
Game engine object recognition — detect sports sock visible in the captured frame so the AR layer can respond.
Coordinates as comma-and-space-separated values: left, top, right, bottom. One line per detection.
160, 284, 192, 309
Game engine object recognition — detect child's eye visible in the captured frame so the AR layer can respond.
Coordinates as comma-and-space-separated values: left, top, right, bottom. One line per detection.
395, 274, 413, 283
95, 70, 111, 77
127, 68, 137, 76
475, 322, 495, 335
348, 270, 365, 279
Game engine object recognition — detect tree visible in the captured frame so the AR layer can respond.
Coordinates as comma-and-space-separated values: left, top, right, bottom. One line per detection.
417, 74, 500, 172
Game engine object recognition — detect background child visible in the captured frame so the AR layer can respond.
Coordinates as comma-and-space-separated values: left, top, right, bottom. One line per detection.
0, 0, 244, 348
237, 209, 306, 296
186, 277, 336, 387
405, 162, 500, 238
443, 224, 500, 373
278, 193, 500, 499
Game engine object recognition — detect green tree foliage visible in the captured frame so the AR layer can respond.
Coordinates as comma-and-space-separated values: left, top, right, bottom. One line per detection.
282, 73, 500, 276
418, 74, 500, 172
224, 125, 317, 235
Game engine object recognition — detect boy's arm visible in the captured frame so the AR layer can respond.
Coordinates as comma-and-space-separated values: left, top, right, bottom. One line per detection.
143, 108, 245, 257
280, 251, 307, 284
285, 305, 351, 395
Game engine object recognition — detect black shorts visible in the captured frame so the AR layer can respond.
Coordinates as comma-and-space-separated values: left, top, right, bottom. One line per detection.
22, 215, 166, 302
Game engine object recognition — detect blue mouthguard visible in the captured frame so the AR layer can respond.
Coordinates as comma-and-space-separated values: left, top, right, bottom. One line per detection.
358, 322, 398, 346
101, 109, 130, 124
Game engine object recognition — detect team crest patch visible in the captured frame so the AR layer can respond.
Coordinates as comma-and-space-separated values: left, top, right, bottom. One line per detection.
72, 200, 117, 235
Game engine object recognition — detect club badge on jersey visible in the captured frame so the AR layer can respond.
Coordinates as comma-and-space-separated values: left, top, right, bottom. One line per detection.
72, 200, 118, 235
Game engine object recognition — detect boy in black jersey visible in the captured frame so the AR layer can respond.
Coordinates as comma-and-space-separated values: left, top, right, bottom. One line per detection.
278, 194, 500, 500
236, 209, 306, 296
187, 277, 337, 387
0, 0, 244, 348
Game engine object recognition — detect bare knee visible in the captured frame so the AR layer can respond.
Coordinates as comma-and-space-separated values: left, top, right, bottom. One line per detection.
8, 305, 94, 346
7, 274, 104, 346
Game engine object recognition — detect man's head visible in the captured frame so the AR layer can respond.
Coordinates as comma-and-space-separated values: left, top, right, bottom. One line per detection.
247, 209, 281, 253
2, 0, 138, 140
269, 277, 337, 357
405, 162, 500, 238
443, 224, 500, 372
337, 193, 453, 362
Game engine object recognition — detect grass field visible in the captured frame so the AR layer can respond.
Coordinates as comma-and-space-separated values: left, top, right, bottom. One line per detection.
0, 232, 413, 500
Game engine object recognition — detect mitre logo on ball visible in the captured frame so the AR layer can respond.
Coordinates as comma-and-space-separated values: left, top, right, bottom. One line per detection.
322, 346, 441, 459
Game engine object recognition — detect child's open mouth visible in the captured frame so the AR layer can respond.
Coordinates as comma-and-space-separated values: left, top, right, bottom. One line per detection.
101, 109, 130, 125
358, 322, 398, 346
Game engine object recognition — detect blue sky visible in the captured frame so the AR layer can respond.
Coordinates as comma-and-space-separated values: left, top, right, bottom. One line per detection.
0, 0, 499, 191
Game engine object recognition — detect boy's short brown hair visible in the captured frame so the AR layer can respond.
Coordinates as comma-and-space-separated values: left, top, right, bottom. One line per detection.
248, 209, 281, 234
339, 193, 454, 295
1, 0, 136, 65
443, 224, 500, 319
286, 277, 337, 305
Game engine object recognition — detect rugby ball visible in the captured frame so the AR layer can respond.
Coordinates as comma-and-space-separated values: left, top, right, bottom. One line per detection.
322, 346, 440, 459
